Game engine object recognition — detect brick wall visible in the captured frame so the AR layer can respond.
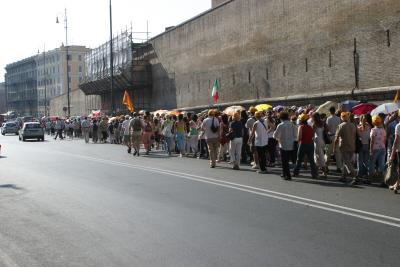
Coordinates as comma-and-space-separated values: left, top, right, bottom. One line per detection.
151, 0, 400, 109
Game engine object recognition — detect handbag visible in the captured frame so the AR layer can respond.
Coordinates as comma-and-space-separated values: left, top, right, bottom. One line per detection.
323, 128, 331, 144
384, 163, 398, 186
355, 132, 362, 153
226, 130, 235, 141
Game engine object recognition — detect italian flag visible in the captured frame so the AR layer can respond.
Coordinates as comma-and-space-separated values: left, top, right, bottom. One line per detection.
212, 79, 220, 104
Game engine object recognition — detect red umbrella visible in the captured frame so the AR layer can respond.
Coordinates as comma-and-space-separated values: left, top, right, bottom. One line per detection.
351, 103, 377, 115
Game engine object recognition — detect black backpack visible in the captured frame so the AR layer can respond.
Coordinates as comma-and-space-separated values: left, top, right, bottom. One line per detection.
210, 117, 219, 133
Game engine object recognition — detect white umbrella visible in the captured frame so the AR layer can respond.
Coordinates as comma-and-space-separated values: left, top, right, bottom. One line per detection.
315, 101, 338, 115
370, 102, 400, 116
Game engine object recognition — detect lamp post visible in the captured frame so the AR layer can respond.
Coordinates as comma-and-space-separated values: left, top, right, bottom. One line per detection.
42, 45, 48, 117
56, 8, 70, 117
109, 0, 115, 114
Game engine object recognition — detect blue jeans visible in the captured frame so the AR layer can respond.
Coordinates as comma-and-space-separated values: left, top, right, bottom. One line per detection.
358, 144, 371, 176
371, 148, 386, 173
176, 132, 185, 153
164, 136, 172, 155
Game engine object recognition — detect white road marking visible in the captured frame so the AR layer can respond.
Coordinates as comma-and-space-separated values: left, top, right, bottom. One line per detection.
0, 248, 19, 267
53, 151, 400, 228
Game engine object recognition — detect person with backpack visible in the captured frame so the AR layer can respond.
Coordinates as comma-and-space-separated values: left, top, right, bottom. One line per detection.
201, 110, 220, 168
129, 113, 144, 156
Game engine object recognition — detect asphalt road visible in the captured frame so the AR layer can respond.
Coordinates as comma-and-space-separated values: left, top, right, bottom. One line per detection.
0, 133, 399, 267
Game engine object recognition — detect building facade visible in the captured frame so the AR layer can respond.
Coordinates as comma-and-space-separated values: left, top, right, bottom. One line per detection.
0, 82, 6, 114
148, 0, 400, 110
37, 45, 90, 117
5, 57, 38, 116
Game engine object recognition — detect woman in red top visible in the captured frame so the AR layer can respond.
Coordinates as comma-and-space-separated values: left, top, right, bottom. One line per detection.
293, 114, 318, 178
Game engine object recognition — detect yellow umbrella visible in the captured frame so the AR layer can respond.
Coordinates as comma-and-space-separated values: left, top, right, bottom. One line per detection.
223, 105, 245, 116
255, 104, 273, 111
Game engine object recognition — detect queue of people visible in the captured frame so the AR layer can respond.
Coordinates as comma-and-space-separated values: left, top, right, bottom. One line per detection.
43, 104, 400, 193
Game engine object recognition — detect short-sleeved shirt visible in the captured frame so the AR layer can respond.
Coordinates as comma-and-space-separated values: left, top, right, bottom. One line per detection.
230, 121, 243, 138
122, 119, 130, 135
335, 122, 356, 152
370, 127, 386, 150
254, 120, 269, 147
201, 117, 220, 140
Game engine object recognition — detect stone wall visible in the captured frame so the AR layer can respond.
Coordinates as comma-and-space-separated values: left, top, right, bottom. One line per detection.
49, 89, 101, 117
212, 0, 229, 7
150, 0, 400, 109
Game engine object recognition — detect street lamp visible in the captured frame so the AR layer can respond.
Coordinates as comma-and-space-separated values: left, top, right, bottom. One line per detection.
56, 8, 70, 118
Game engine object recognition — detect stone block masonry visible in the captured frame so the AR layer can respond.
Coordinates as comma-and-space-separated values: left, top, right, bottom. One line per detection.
150, 0, 400, 109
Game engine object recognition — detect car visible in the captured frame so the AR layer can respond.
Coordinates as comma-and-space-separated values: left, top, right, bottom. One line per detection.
1, 122, 19, 135
19, 122, 45, 141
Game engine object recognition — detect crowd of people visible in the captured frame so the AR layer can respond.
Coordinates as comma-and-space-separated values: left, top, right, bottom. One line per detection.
42, 104, 400, 193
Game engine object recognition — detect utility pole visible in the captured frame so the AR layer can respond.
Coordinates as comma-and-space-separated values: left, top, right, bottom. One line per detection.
109, 0, 115, 114
43, 45, 48, 117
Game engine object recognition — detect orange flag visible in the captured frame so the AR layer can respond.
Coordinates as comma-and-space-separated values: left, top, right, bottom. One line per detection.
122, 90, 134, 113
394, 89, 400, 103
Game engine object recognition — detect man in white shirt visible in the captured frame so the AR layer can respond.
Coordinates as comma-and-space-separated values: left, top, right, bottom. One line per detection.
81, 117, 91, 143
121, 115, 131, 153
325, 107, 343, 172
201, 110, 220, 168
273, 111, 297, 180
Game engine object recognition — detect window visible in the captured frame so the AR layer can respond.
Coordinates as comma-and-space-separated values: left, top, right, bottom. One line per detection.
79, 65, 82, 73
78, 55, 82, 61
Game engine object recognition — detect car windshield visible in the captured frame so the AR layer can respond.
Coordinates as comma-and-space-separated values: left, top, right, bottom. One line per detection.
6, 123, 16, 127
25, 124, 40, 129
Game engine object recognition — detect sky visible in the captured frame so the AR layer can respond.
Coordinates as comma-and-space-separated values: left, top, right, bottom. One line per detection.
0, 0, 211, 82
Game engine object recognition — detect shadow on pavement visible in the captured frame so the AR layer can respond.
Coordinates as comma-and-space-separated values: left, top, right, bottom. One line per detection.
0, 184, 24, 190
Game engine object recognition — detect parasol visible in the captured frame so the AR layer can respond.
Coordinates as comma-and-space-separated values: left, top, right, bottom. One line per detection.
341, 100, 360, 111
370, 102, 400, 116
351, 103, 377, 115
315, 101, 338, 115
168, 110, 180, 116
223, 105, 245, 116
255, 104, 273, 112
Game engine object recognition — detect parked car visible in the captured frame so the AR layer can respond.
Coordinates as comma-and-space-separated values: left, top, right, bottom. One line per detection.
19, 122, 44, 141
1, 122, 19, 135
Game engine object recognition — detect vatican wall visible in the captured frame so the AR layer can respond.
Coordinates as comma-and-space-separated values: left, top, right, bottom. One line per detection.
150, 0, 400, 109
